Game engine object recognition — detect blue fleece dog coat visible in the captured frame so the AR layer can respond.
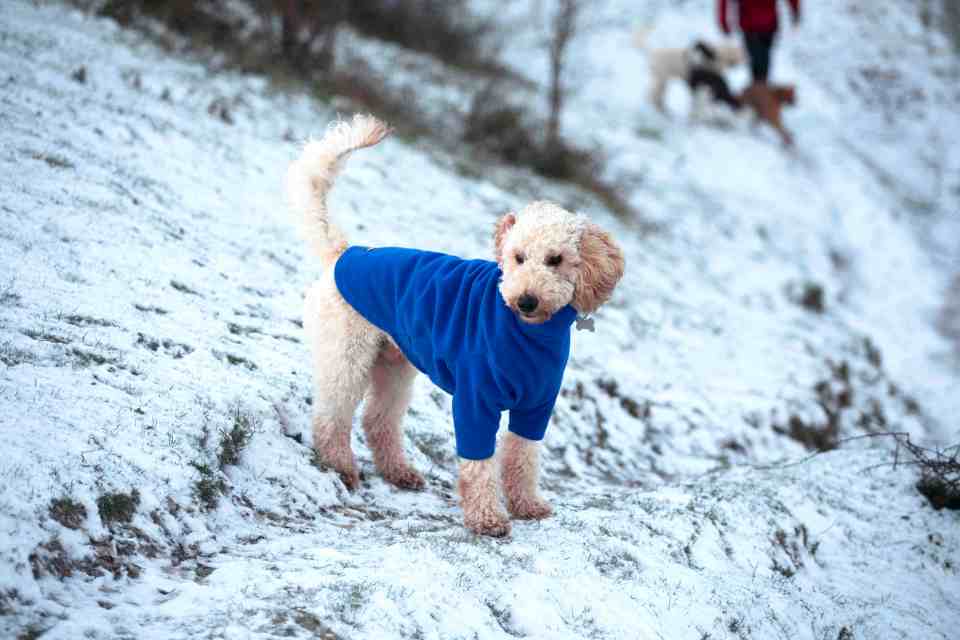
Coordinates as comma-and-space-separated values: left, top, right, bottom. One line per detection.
334, 246, 576, 460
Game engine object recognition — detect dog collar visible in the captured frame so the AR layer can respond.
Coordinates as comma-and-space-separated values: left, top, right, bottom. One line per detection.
575, 315, 595, 332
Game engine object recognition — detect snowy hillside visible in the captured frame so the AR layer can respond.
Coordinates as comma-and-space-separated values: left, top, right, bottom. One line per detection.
1, 1, 958, 639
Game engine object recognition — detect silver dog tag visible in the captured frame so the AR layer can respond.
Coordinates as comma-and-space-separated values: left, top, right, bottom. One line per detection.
575, 316, 595, 332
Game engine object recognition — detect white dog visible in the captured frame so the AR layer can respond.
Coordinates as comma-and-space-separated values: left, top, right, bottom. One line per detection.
634, 29, 745, 113
286, 116, 625, 536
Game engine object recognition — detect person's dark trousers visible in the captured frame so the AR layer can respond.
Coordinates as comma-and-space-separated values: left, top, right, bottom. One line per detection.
743, 31, 776, 83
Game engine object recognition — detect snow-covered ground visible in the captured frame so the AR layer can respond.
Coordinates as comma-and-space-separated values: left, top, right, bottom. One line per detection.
0, 1, 957, 639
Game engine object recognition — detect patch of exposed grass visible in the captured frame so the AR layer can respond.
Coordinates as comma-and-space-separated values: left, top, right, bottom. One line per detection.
293, 610, 339, 637
28, 538, 74, 580
133, 303, 169, 315
267, 609, 342, 639
634, 124, 665, 141
170, 279, 203, 296
0, 342, 37, 366
786, 280, 826, 314
49, 497, 87, 529
727, 616, 745, 634
775, 414, 838, 452
21, 328, 71, 344
770, 525, 818, 579
0, 588, 29, 617
62, 313, 117, 327
29, 535, 142, 581
212, 349, 258, 370
17, 627, 46, 640
97, 489, 140, 525
68, 346, 121, 368
234, 303, 273, 320
239, 285, 276, 299
218, 405, 256, 469
136, 332, 194, 358
29, 150, 75, 169
800, 282, 825, 313
1, 291, 22, 307
592, 378, 650, 420
191, 461, 227, 511
190, 403, 259, 510
227, 322, 264, 337
775, 359, 856, 452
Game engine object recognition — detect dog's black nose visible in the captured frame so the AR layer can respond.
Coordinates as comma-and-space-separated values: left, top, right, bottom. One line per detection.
517, 294, 539, 314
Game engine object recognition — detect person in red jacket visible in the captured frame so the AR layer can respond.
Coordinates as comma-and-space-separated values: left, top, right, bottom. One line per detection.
718, 0, 800, 84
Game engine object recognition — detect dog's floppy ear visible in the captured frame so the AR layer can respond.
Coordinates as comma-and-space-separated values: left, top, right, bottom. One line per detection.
573, 224, 625, 315
493, 212, 517, 265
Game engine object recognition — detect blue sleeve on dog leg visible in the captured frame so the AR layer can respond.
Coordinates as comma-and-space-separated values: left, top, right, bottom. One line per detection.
452, 387, 502, 461
508, 399, 557, 442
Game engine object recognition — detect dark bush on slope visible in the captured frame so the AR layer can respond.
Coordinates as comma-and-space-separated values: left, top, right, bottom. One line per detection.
344, 0, 497, 71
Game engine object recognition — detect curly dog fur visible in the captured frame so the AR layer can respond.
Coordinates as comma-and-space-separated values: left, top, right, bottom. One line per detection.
287, 115, 624, 536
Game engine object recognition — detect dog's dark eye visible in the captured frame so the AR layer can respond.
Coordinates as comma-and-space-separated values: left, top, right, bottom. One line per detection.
515, 253, 525, 265
546, 254, 563, 267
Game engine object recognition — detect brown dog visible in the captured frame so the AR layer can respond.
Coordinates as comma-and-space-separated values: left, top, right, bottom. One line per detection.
739, 83, 796, 146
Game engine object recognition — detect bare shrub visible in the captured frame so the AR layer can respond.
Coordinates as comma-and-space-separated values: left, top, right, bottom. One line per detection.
464, 82, 539, 166
344, 0, 495, 70
98, 0, 236, 46
855, 432, 960, 510
191, 402, 258, 511
218, 405, 257, 469
772, 432, 960, 511
905, 439, 960, 510
191, 461, 226, 511
85, 0, 644, 221
256, 0, 346, 71
463, 85, 639, 219
919, 0, 960, 52
544, 0, 583, 156
464, 81, 598, 178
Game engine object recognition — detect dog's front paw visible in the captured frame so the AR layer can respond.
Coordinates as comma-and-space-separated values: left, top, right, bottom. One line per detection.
507, 496, 553, 520
383, 465, 425, 491
464, 507, 512, 538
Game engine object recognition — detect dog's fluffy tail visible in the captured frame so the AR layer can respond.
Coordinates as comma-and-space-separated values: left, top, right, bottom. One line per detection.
287, 114, 391, 265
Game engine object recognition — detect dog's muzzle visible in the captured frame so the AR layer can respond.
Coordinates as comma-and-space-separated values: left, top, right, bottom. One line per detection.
517, 293, 539, 315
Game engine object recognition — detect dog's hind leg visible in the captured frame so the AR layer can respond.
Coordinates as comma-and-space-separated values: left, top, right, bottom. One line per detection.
310, 356, 374, 490
773, 118, 794, 147
501, 432, 552, 520
306, 279, 379, 491
362, 342, 425, 490
649, 76, 668, 113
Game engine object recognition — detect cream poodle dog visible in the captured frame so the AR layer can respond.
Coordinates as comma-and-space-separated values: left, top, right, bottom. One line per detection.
635, 29, 745, 114
286, 115, 624, 536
